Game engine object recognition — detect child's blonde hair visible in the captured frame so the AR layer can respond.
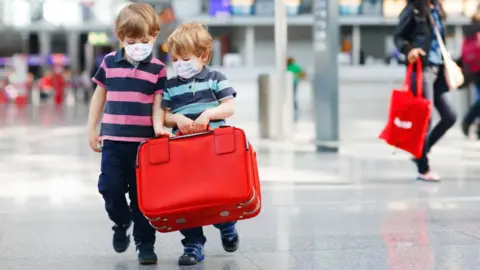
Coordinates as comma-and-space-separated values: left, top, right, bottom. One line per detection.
115, 3, 160, 40
166, 22, 213, 62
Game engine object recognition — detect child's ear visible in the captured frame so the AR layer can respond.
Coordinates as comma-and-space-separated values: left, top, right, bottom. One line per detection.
201, 52, 211, 64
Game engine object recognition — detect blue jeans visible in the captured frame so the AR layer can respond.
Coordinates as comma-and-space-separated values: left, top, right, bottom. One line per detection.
410, 66, 456, 174
99, 140, 156, 246
180, 222, 237, 246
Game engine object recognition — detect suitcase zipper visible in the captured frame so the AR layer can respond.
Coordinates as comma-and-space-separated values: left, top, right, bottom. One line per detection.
135, 141, 147, 167
237, 187, 256, 208
241, 201, 261, 216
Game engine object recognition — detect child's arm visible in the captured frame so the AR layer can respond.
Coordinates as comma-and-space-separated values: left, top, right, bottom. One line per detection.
87, 85, 106, 152
203, 98, 236, 120
206, 71, 237, 120
152, 66, 172, 137
164, 111, 177, 128
87, 85, 106, 129
152, 94, 171, 136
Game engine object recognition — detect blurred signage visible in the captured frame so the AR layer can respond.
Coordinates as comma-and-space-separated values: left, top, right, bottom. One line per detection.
230, 0, 254, 15
0, 55, 70, 66
159, 6, 175, 24
3, 0, 31, 27
339, 0, 361, 15
88, 32, 110, 45
443, 0, 464, 17
43, 0, 81, 26
81, 1, 94, 21
210, 0, 231, 17
382, 0, 406, 18
152, 3, 176, 24
464, 0, 479, 17
91, 0, 132, 25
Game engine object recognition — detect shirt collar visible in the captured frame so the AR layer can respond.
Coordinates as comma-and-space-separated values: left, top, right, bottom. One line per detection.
114, 48, 153, 64
195, 66, 209, 79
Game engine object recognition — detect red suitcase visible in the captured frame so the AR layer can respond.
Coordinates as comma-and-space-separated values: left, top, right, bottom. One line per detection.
136, 126, 261, 233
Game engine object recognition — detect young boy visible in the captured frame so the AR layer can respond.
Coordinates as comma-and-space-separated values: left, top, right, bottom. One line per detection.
87, 3, 170, 265
162, 22, 239, 266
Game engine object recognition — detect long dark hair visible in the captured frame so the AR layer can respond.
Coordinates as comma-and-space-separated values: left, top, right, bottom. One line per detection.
408, 0, 446, 21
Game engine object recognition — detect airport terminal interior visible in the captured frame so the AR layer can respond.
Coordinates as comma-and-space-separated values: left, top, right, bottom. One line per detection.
3, 0, 480, 269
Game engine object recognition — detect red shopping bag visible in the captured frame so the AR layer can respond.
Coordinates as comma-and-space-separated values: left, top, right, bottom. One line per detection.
379, 60, 431, 158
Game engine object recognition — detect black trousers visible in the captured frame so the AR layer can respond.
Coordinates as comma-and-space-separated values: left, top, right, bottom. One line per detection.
410, 66, 457, 174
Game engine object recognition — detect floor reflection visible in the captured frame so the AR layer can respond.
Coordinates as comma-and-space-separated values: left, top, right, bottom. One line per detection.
2, 104, 480, 269
382, 208, 433, 270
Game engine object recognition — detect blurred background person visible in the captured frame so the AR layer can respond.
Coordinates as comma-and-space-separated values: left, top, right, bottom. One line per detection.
286, 57, 305, 122
461, 10, 480, 139
38, 69, 54, 101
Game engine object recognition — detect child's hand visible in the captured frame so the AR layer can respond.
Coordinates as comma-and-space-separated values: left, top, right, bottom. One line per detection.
88, 129, 102, 152
193, 110, 211, 133
175, 114, 195, 135
155, 128, 173, 137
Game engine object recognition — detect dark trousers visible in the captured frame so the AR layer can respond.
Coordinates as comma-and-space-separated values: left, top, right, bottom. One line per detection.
410, 66, 457, 174
99, 140, 156, 246
463, 83, 480, 127
293, 81, 299, 121
180, 222, 237, 247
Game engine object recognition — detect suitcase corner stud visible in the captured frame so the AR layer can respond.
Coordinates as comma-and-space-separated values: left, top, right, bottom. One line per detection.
220, 211, 230, 217
176, 218, 186, 224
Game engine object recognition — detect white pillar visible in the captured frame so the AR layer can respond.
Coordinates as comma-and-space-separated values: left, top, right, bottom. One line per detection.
274, 0, 292, 140
352, 25, 360, 65
245, 26, 255, 67
39, 31, 52, 73
152, 38, 160, 59
67, 32, 80, 72
454, 25, 463, 58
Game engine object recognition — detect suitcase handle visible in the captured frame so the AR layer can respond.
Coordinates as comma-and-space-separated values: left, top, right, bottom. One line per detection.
171, 125, 231, 140
175, 125, 250, 151
170, 130, 213, 140
173, 125, 213, 139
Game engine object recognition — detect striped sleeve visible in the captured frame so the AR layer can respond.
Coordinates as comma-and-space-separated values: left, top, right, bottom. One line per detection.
154, 66, 167, 95
214, 71, 237, 100
92, 59, 107, 88
161, 87, 172, 109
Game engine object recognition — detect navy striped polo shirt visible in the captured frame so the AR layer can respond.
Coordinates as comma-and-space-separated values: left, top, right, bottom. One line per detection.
162, 67, 237, 129
92, 48, 167, 142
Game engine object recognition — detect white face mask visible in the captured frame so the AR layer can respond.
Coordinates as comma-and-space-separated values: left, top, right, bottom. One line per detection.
173, 57, 202, 79
124, 43, 153, 62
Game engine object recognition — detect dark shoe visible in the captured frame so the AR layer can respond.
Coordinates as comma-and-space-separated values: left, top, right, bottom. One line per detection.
462, 121, 470, 137
221, 231, 239, 253
137, 244, 158, 265
178, 244, 205, 266
112, 222, 131, 253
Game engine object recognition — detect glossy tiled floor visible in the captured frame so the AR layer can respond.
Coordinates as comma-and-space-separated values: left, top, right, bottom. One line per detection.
2, 96, 480, 270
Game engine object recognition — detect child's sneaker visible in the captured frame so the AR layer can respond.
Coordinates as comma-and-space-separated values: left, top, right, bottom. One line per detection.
221, 230, 239, 253
112, 221, 131, 253
137, 243, 158, 265
178, 243, 205, 266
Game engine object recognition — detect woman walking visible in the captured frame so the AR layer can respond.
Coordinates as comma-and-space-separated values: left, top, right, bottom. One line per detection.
393, 0, 456, 181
